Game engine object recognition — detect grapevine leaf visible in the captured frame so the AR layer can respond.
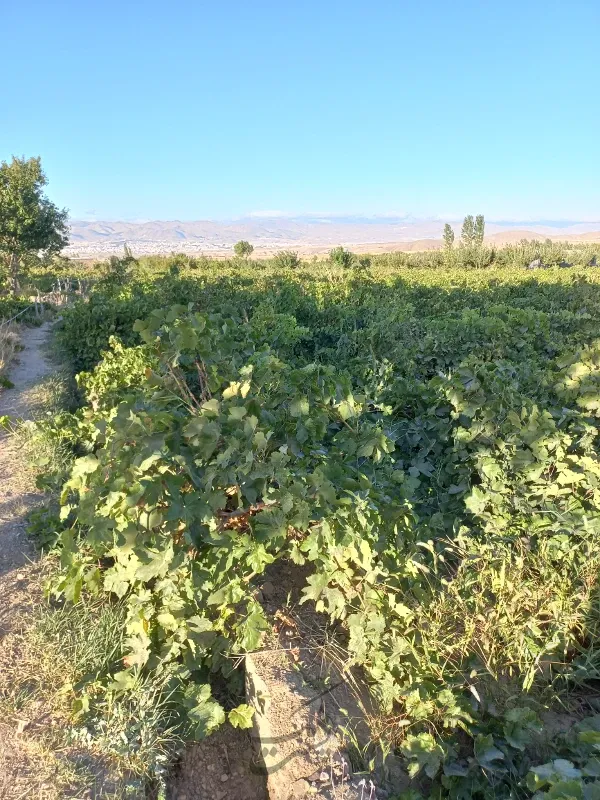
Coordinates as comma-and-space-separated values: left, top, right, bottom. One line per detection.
290, 397, 310, 417
301, 572, 330, 603
228, 704, 255, 729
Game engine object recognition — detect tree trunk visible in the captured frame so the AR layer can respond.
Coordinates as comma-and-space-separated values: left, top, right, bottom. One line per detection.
9, 251, 20, 295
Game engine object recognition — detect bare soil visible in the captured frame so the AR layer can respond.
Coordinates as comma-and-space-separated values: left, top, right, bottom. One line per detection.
167, 726, 268, 800
246, 562, 399, 799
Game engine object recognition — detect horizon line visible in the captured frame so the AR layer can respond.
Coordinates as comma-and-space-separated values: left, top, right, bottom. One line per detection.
70, 214, 600, 225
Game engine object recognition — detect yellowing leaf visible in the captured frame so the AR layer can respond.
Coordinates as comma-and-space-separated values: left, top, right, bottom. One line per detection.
228, 704, 255, 729
290, 397, 310, 417
222, 382, 240, 399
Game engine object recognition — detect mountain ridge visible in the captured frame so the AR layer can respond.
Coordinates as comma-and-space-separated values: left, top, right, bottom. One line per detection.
63, 217, 600, 258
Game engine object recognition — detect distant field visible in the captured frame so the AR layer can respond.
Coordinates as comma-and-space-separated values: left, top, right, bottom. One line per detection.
64, 235, 600, 259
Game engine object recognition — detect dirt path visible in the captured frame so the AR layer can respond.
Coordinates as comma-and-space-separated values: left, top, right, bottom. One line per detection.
0, 323, 58, 798
0, 322, 53, 586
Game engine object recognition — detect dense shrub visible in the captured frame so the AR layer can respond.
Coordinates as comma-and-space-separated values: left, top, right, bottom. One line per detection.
272, 249, 301, 269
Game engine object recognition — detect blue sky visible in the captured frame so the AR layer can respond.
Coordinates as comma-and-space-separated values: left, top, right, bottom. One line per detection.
1, 0, 598, 221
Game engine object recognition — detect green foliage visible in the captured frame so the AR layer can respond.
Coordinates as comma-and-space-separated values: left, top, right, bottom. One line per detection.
443, 223, 455, 249
0, 155, 68, 293
76, 336, 155, 411
246, 303, 311, 360
461, 214, 475, 245
474, 213, 485, 245
0, 295, 46, 323
272, 249, 301, 269
459, 214, 485, 253
228, 703, 255, 729
329, 246, 356, 268
1, 592, 180, 792
33, 256, 600, 794
233, 240, 254, 258
52, 306, 399, 693
100, 255, 136, 288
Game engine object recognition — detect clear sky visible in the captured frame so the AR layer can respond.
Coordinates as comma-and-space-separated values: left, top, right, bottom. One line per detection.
1, 0, 598, 221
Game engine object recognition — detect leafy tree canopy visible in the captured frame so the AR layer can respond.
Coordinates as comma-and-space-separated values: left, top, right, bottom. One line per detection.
443, 223, 455, 249
460, 215, 475, 246
329, 246, 355, 268
0, 156, 69, 293
233, 240, 254, 258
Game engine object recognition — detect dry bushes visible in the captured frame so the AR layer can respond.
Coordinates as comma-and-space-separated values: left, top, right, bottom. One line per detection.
0, 322, 20, 386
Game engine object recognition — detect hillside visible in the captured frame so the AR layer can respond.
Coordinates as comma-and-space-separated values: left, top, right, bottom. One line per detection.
64, 216, 600, 258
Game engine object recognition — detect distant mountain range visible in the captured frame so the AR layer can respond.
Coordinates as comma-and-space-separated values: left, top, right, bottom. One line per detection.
64, 216, 600, 258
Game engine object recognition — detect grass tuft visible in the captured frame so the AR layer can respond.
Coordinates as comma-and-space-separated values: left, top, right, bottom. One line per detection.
0, 322, 21, 384
0, 587, 183, 797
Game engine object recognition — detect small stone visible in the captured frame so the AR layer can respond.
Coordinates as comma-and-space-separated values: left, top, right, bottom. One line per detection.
16, 572, 25, 581
16, 718, 30, 734
314, 733, 339, 755
319, 771, 329, 782
291, 779, 311, 797
177, 795, 188, 800
220, 773, 229, 782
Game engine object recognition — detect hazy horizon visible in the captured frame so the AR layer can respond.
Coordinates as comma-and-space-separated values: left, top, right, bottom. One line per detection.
70, 213, 600, 226
63, 214, 600, 259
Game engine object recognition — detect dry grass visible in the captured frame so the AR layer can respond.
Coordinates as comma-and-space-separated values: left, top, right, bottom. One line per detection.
0, 577, 145, 799
0, 718, 133, 800
0, 322, 21, 385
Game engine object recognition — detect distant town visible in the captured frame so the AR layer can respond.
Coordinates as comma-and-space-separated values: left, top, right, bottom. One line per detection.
63, 239, 241, 258
61, 216, 600, 259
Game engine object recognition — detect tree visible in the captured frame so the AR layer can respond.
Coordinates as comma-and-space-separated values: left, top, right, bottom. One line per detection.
443, 224, 455, 249
0, 156, 69, 294
460, 215, 475, 246
233, 240, 254, 259
123, 242, 137, 265
329, 246, 355, 269
273, 250, 301, 269
474, 214, 485, 246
